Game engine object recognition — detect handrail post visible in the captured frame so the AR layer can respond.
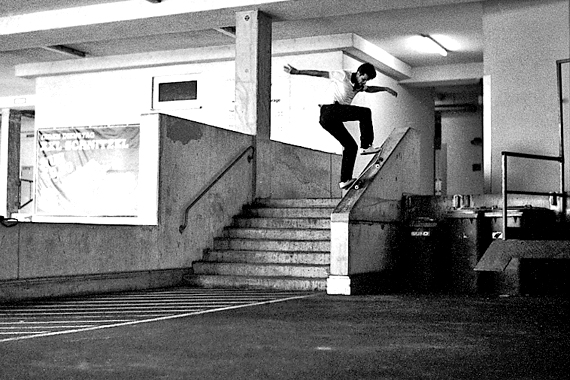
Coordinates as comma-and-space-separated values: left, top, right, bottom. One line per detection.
557, 59, 567, 219
502, 153, 508, 240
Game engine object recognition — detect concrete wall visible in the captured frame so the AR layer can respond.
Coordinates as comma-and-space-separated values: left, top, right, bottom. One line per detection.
157, 114, 255, 268
256, 139, 343, 199
0, 114, 256, 297
483, 0, 570, 193
33, 52, 346, 147
34, 61, 236, 133
0, 112, 345, 300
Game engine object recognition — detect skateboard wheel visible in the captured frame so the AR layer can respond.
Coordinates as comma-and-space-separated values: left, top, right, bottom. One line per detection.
374, 163, 380, 168
354, 184, 360, 190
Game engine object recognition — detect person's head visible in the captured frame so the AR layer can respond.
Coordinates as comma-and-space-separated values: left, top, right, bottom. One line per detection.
355, 62, 376, 86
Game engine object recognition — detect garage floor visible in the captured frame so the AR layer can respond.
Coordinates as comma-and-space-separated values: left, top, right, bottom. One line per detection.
1, 288, 569, 379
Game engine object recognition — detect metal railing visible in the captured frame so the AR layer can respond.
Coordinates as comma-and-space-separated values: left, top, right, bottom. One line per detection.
500, 59, 568, 240
501, 152, 564, 240
179, 145, 255, 233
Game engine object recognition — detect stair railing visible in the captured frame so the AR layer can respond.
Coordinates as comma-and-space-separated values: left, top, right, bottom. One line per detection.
179, 145, 255, 233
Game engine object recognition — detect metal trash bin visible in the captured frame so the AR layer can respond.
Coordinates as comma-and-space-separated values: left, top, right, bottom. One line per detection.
443, 209, 494, 294
402, 217, 442, 293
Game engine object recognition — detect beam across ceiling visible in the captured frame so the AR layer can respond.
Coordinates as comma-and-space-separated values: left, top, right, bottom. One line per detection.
16, 34, 411, 80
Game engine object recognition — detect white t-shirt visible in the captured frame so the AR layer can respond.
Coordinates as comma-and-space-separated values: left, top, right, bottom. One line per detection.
328, 70, 359, 105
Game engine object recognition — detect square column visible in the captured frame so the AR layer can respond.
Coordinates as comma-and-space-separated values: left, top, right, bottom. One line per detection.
235, 10, 272, 198
0, 109, 21, 216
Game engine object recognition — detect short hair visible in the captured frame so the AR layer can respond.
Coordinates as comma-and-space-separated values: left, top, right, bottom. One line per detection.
357, 63, 376, 79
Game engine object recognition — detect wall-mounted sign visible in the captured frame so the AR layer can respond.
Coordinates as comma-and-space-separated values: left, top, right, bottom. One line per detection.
36, 125, 140, 216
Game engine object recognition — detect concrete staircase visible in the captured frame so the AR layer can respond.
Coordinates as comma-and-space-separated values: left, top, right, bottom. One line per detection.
186, 198, 339, 291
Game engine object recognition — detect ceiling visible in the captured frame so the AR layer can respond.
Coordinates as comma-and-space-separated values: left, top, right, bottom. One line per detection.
0, 0, 485, 98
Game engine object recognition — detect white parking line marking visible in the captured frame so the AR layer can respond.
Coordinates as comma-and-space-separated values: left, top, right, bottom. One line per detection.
0, 320, 131, 324
0, 325, 94, 330
0, 332, 50, 335
4, 301, 274, 310
0, 290, 315, 343
1, 294, 312, 342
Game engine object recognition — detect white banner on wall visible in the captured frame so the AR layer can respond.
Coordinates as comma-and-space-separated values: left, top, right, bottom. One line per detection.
36, 125, 140, 216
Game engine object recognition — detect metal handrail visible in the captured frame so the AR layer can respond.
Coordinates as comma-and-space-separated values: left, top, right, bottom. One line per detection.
501, 60, 569, 239
179, 145, 255, 233
501, 151, 564, 240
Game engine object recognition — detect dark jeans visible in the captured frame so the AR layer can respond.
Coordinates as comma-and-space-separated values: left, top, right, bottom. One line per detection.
319, 103, 374, 182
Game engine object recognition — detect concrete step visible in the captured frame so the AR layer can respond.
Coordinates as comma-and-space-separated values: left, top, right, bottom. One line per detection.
213, 238, 330, 252
193, 262, 329, 278
243, 207, 333, 219
253, 198, 340, 209
203, 250, 330, 265
222, 227, 330, 240
232, 216, 330, 230
185, 274, 327, 291
190, 198, 334, 292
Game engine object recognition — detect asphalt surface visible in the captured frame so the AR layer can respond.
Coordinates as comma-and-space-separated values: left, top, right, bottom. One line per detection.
1, 288, 569, 380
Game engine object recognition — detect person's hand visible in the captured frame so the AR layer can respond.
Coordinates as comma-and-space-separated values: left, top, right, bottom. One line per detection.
386, 87, 398, 97
284, 64, 297, 75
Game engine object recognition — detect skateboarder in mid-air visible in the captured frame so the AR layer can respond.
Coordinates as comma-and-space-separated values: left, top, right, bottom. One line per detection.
284, 62, 398, 189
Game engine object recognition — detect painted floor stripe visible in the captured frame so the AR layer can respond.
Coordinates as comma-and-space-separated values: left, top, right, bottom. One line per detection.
0, 332, 50, 335
7, 301, 280, 309
3, 304, 250, 311
0, 325, 94, 329
0, 320, 131, 324
54, 294, 303, 300
0, 310, 205, 316
41, 298, 284, 304
0, 289, 316, 343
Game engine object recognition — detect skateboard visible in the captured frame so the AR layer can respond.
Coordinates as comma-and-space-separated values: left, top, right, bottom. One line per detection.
349, 149, 384, 190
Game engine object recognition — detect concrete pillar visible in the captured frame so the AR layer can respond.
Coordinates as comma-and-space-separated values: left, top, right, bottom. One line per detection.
235, 10, 272, 198
0, 109, 21, 216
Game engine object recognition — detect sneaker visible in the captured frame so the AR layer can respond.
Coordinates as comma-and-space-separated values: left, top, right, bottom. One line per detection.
339, 179, 356, 190
360, 146, 382, 155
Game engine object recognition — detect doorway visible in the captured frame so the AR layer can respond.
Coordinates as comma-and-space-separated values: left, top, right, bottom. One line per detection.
434, 82, 483, 196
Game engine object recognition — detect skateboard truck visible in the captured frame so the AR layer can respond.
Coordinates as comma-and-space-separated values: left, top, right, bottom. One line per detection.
351, 155, 384, 190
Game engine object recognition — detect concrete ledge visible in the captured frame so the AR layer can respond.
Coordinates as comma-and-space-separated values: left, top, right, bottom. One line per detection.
0, 268, 191, 303
475, 240, 570, 295
475, 239, 570, 272
329, 127, 414, 291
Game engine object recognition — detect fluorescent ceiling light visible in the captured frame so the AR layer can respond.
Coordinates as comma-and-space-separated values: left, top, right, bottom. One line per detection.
420, 34, 448, 56
409, 34, 450, 57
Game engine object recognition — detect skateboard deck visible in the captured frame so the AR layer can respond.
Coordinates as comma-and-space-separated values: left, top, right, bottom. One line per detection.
350, 149, 384, 190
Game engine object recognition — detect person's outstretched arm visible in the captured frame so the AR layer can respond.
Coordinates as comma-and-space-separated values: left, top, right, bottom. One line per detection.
284, 64, 329, 78
364, 85, 398, 97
